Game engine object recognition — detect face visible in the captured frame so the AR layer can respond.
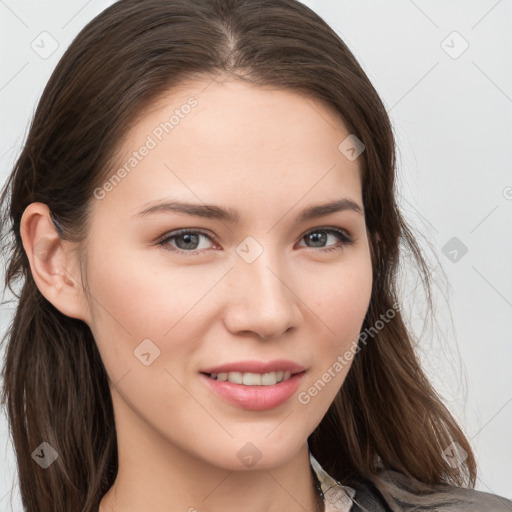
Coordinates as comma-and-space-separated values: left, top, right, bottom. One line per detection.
80, 77, 372, 471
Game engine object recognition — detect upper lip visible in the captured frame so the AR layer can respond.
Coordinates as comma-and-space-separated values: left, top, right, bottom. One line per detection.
200, 359, 305, 375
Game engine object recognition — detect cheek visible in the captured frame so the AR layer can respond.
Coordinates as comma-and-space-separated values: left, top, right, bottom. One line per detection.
83, 247, 218, 435
299, 253, 372, 404
312, 253, 373, 342
85, 237, 216, 335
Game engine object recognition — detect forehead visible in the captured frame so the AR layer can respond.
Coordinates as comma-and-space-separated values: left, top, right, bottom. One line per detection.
96, 77, 363, 221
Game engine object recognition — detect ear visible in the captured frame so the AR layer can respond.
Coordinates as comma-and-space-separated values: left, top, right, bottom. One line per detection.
20, 202, 91, 324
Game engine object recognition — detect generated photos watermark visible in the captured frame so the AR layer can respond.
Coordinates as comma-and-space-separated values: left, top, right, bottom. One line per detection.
298, 302, 400, 405
93, 97, 198, 200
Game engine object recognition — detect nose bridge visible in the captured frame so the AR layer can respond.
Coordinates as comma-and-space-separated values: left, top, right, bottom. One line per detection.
224, 240, 300, 338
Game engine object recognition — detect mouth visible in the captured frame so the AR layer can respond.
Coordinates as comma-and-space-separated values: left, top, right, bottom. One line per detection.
199, 360, 306, 411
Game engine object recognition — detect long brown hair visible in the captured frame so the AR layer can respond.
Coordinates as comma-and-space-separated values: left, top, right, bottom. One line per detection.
0, 1, 476, 510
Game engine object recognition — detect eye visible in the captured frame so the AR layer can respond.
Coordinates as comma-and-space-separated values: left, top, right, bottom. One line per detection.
157, 229, 217, 255
297, 227, 353, 253
156, 226, 354, 256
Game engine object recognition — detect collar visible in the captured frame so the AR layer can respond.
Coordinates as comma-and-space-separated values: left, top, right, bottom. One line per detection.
309, 451, 356, 511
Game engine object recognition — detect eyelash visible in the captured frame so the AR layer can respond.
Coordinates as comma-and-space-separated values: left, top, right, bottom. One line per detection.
156, 227, 354, 256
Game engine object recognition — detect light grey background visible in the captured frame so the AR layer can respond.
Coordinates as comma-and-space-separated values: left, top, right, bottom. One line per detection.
1, 1, 511, 509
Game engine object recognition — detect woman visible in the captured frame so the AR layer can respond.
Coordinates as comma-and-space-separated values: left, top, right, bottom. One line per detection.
0, 1, 510, 511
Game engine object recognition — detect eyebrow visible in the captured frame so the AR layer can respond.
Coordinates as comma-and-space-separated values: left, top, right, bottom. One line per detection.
134, 198, 363, 223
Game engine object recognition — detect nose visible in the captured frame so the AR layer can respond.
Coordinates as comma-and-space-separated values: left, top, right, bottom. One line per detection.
222, 249, 302, 340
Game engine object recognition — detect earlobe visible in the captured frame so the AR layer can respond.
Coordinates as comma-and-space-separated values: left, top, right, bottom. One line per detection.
20, 202, 91, 323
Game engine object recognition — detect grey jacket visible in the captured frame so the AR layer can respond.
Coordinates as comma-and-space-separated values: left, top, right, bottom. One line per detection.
310, 452, 512, 512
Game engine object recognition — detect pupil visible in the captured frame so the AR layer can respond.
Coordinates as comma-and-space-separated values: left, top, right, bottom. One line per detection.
309, 232, 326, 247
178, 233, 198, 249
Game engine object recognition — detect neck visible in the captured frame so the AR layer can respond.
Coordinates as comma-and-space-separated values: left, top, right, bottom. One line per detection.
99, 396, 324, 512
99, 447, 323, 512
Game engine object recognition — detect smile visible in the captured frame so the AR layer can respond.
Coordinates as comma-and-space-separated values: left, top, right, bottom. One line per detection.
199, 360, 306, 411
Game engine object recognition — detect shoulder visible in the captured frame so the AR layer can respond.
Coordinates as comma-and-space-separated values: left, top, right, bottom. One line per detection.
349, 469, 512, 512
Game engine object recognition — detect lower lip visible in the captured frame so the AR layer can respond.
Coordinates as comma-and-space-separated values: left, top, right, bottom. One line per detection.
199, 372, 305, 411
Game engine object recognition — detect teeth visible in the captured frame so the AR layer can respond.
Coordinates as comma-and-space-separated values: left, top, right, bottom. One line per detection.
261, 372, 277, 385
229, 372, 243, 384
210, 371, 293, 385
243, 372, 261, 385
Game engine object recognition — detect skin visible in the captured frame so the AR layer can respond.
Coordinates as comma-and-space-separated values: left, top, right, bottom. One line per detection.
20, 76, 373, 512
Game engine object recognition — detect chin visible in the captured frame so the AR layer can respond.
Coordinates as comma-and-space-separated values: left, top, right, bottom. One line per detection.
200, 435, 306, 472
